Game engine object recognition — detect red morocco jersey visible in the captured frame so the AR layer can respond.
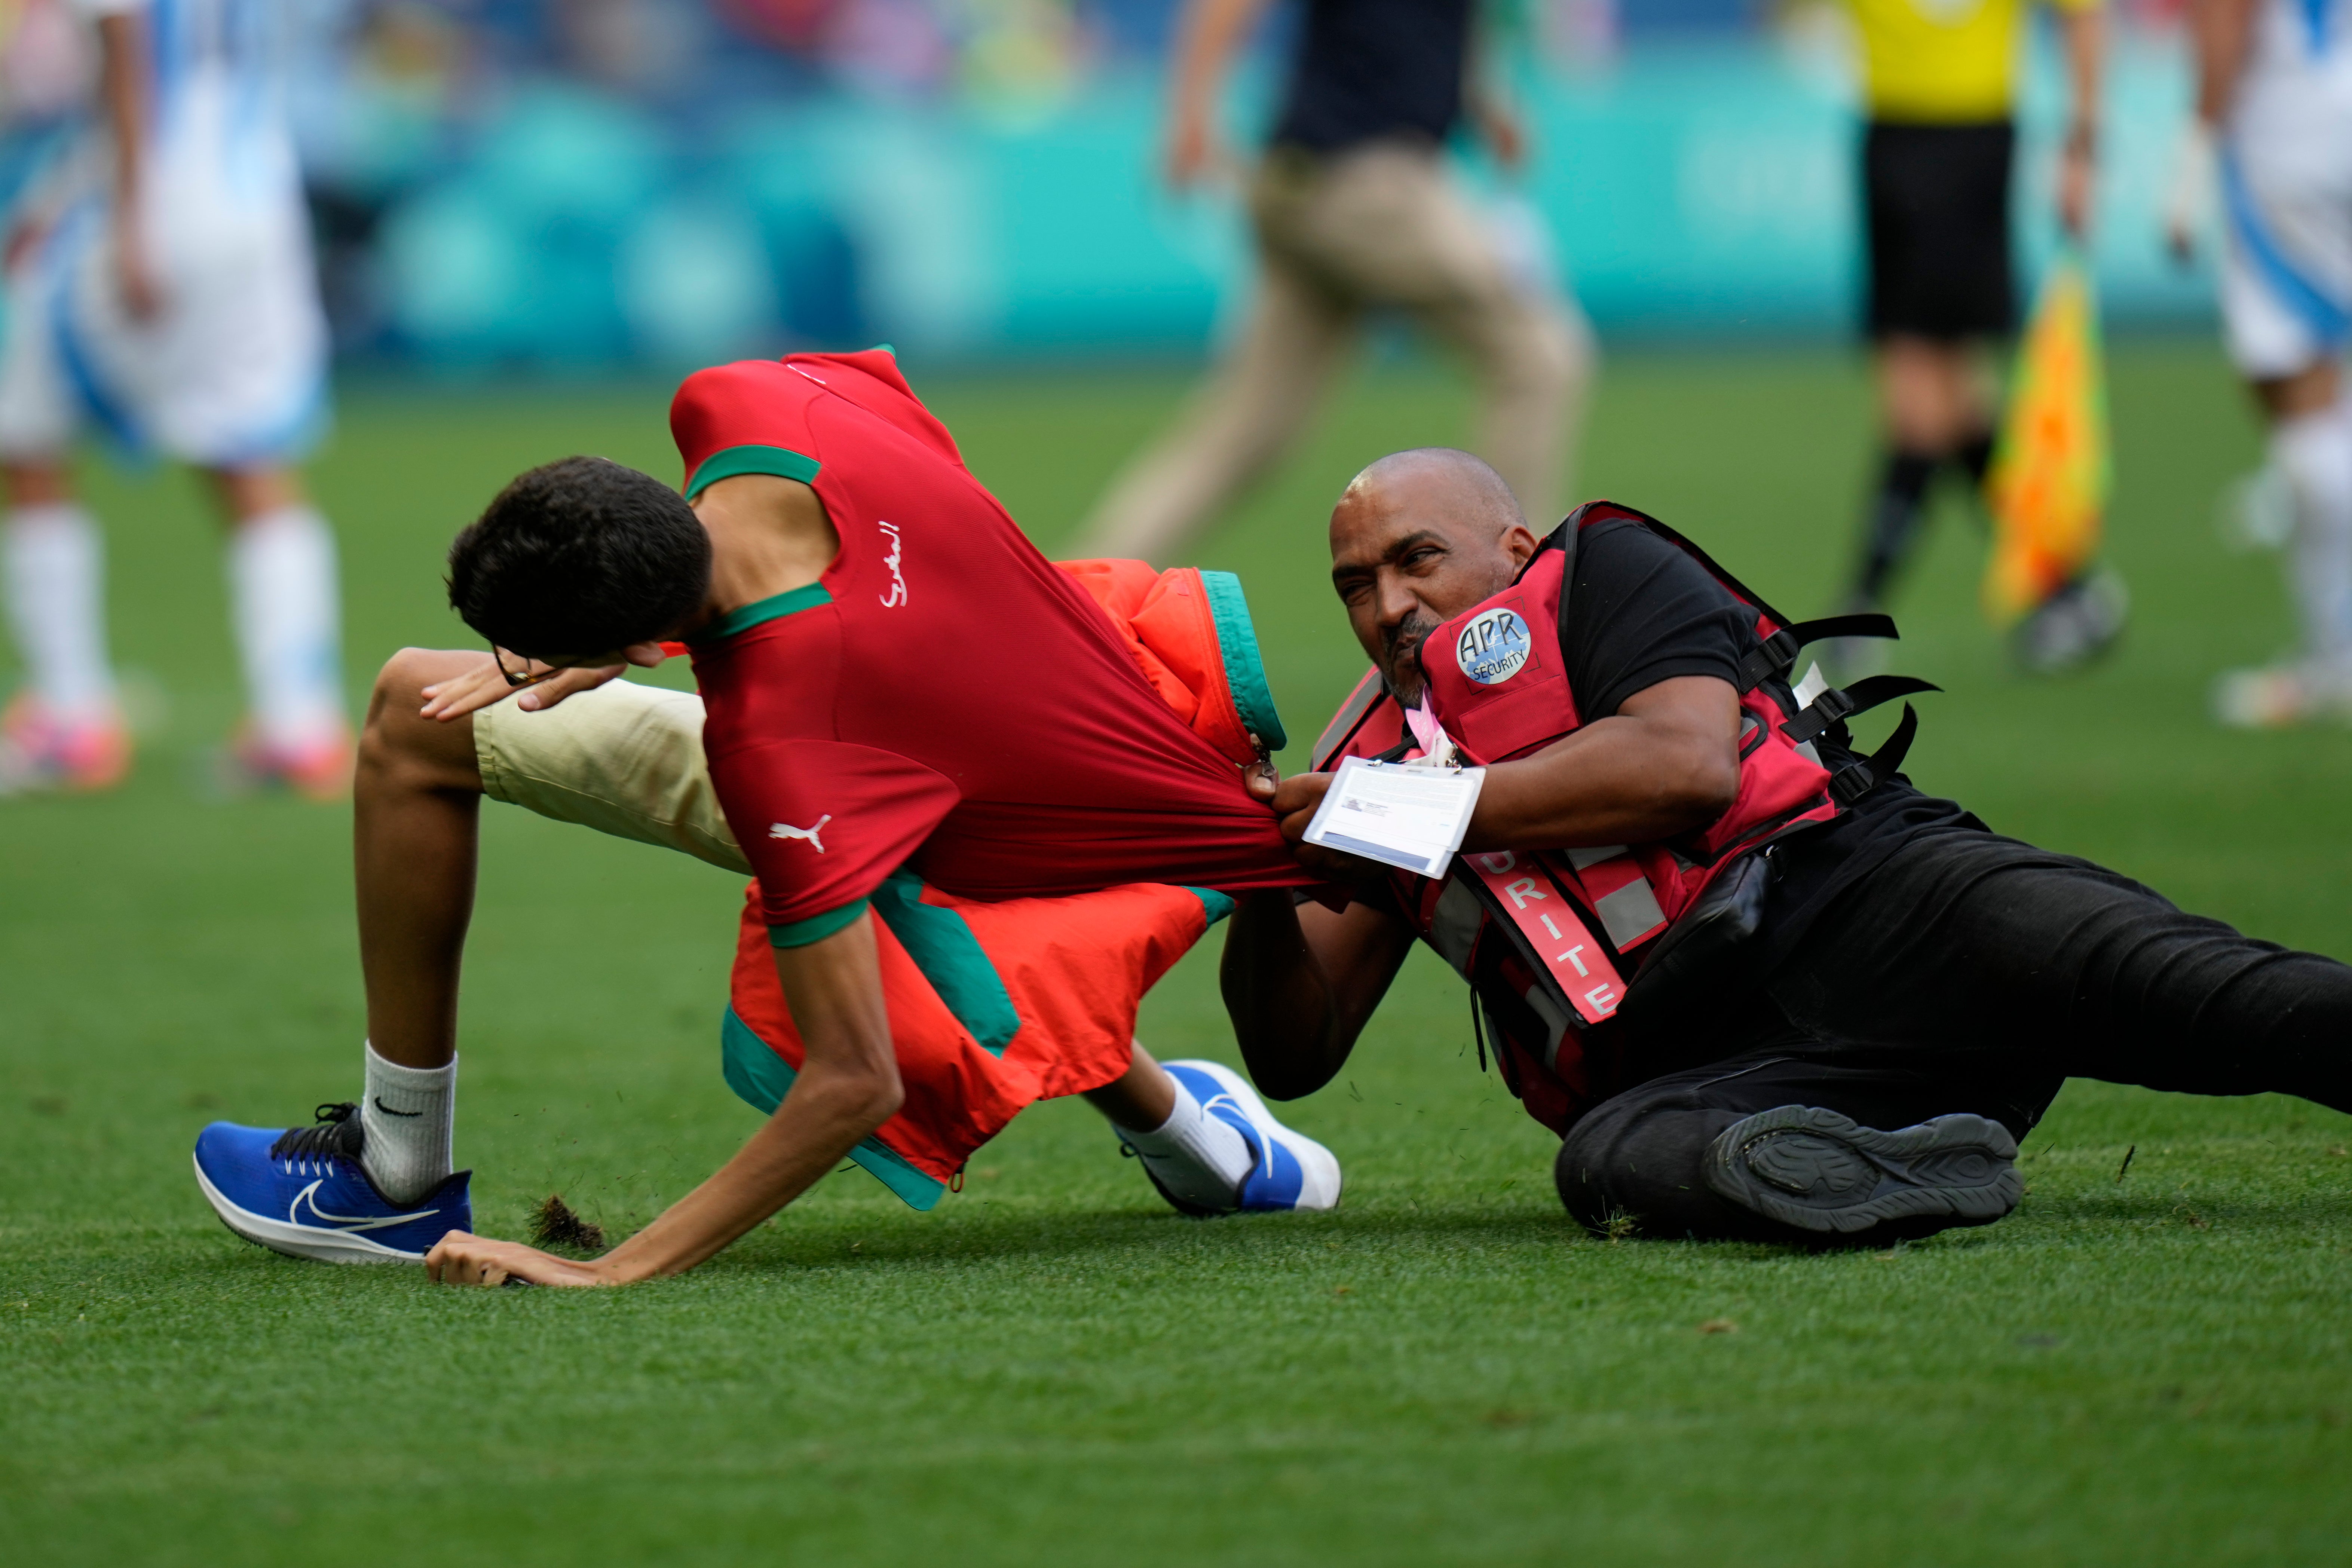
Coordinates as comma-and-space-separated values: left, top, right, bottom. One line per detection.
676, 350, 1310, 941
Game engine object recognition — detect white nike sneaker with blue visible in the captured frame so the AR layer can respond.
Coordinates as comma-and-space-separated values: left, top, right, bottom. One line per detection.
1163, 1059, 1342, 1213
193, 1102, 471, 1264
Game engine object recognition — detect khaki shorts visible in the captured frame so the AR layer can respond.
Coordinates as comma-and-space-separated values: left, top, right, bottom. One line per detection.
472, 678, 750, 876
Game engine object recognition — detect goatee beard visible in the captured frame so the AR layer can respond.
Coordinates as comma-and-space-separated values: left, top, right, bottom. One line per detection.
1382, 612, 1438, 703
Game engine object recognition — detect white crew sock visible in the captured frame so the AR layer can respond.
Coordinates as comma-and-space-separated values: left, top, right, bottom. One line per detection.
1115, 1077, 1253, 1212
227, 504, 346, 751
359, 1041, 457, 1204
2275, 399, 2352, 676
4, 503, 116, 720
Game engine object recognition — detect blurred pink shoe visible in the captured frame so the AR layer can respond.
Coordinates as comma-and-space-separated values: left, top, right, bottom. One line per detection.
2213, 664, 2352, 729
0, 692, 133, 794
230, 721, 355, 802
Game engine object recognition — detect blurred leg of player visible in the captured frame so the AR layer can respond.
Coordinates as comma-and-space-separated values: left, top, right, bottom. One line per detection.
0, 3, 347, 796
1839, 100, 2117, 675
0, 463, 128, 791
210, 465, 349, 794
1077, 241, 1357, 564
1851, 337, 1995, 616
1079, 146, 1589, 563
0, 244, 129, 791
1330, 148, 1589, 528
2208, 64, 2352, 726
1841, 125, 2010, 634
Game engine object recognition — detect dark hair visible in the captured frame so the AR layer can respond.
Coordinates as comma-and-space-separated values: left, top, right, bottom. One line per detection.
447, 457, 712, 657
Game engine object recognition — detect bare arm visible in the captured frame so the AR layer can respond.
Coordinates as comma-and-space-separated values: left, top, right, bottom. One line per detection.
1165, 0, 1274, 187
1461, 676, 1742, 849
424, 913, 903, 1287
1221, 891, 1418, 1100
2056, 3, 2105, 238
2187, 0, 2257, 125
1268, 675, 1742, 863
95, 12, 159, 320
1465, 1, 1525, 173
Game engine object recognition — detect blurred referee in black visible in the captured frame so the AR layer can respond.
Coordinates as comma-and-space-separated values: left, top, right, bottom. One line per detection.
1837, 0, 2116, 671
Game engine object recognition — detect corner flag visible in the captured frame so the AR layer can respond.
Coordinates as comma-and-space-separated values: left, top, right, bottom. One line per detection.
1984, 255, 2110, 625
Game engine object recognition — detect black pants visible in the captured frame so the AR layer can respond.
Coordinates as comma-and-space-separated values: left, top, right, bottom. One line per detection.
1558, 830, 2352, 1244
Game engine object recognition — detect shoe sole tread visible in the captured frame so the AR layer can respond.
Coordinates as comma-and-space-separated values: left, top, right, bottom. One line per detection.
1703, 1105, 2022, 1235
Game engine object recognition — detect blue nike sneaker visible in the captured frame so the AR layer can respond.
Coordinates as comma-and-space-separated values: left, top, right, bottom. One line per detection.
1160, 1059, 1342, 1214
193, 1102, 471, 1264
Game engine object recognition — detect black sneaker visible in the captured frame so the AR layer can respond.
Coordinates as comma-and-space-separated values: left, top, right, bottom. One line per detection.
1703, 1105, 2021, 1237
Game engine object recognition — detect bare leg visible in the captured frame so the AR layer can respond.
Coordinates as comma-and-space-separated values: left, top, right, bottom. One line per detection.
1849, 335, 1997, 609
4, 459, 73, 507
2252, 359, 2342, 422
1073, 256, 1355, 563
1877, 333, 1994, 454
355, 648, 493, 1069
203, 464, 306, 525
1081, 1042, 1178, 1130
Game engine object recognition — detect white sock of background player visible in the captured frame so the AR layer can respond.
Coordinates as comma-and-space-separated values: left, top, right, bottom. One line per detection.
2275, 396, 2352, 683
227, 504, 347, 752
4, 502, 117, 722
1113, 1077, 1253, 1212
359, 1041, 457, 1204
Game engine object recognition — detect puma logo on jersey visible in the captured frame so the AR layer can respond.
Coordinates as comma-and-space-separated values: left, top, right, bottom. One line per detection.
878, 521, 907, 608
769, 815, 832, 852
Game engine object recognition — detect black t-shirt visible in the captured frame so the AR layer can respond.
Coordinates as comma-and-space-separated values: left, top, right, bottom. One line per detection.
1558, 520, 1979, 962
1268, 0, 1473, 154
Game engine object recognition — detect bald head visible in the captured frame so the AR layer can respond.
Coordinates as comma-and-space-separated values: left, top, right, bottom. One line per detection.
1327, 448, 1540, 702
1336, 448, 1526, 541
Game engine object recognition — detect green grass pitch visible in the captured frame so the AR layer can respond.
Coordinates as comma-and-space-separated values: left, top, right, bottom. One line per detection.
4, 343, 2350, 1564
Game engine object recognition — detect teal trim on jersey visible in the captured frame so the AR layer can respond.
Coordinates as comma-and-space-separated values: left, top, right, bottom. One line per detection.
684, 442, 822, 499
767, 896, 868, 949
869, 343, 897, 357
719, 1007, 946, 1211
870, 870, 1021, 1057
1199, 570, 1288, 752
1187, 888, 1237, 925
698, 582, 834, 645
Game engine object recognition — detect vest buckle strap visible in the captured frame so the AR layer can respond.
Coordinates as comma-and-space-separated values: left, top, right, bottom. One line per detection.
1780, 674, 1941, 745
1827, 702, 1922, 806
1734, 613, 1901, 693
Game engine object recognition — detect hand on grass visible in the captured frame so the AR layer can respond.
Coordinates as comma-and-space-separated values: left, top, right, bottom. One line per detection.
423, 1231, 613, 1288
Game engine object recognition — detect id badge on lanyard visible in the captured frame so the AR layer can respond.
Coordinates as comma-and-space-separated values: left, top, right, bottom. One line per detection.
1302, 695, 1485, 879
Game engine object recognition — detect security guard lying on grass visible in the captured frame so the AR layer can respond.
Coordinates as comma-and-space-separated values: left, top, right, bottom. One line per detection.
1225, 448, 2352, 1245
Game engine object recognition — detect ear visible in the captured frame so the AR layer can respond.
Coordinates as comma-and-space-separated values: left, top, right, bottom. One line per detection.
1501, 523, 1541, 572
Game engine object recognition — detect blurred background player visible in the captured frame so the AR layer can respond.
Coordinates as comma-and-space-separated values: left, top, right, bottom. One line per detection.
2171, 0, 2352, 726
1835, 0, 2120, 671
0, 0, 347, 796
1073, 0, 1593, 564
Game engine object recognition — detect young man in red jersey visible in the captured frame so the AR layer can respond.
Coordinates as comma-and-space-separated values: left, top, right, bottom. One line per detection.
192, 350, 1340, 1285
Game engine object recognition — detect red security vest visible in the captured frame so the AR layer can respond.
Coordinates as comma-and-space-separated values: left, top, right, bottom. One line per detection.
1313, 501, 1934, 1133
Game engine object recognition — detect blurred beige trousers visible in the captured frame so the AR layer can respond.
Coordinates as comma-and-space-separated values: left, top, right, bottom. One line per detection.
1079, 141, 1594, 561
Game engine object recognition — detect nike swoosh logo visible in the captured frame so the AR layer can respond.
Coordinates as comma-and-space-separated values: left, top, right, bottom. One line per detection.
288, 1180, 441, 1232
373, 1097, 422, 1117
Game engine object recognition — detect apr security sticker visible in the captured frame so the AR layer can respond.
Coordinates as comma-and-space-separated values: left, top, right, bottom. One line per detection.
1456, 607, 1532, 685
